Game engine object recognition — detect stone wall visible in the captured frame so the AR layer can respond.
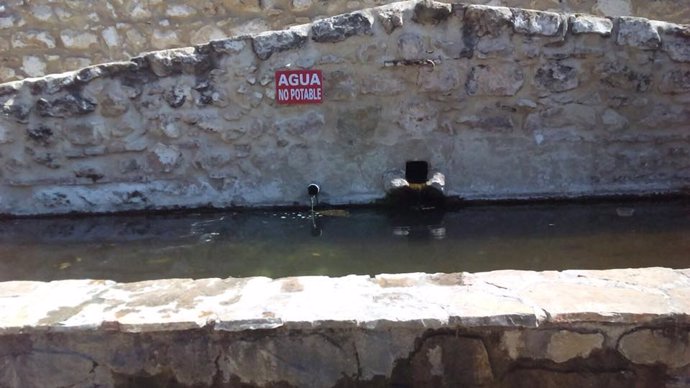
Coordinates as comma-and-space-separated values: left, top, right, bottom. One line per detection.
0, 1, 689, 215
1, 0, 689, 83
1, 268, 689, 387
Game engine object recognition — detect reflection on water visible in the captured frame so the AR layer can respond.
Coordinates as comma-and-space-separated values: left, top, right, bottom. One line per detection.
0, 200, 688, 282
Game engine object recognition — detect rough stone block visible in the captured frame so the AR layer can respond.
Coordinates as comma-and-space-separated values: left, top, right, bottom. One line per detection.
99, 95, 129, 117
166, 4, 197, 18
59, 30, 99, 50
149, 143, 182, 173
361, 73, 406, 95
398, 32, 425, 59
164, 86, 187, 108
411, 335, 494, 387
2, 102, 30, 123
457, 108, 515, 132
35, 94, 97, 118
377, 8, 404, 34
219, 334, 358, 386
597, 62, 651, 92
74, 66, 105, 83
659, 69, 690, 94
474, 34, 513, 58
26, 126, 53, 146
11, 31, 56, 49
0, 351, 109, 387
618, 329, 690, 368
190, 25, 226, 46
65, 123, 103, 146
411, 0, 452, 25
252, 29, 308, 60
501, 329, 604, 363
336, 106, 381, 146
26, 73, 77, 95
638, 104, 690, 127
659, 24, 690, 62
125, 28, 147, 52
222, 0, 261, 12
101, 26, 120, 49
534, 62, 579, 93
276, 110, 324, 137
0, 122, 12, 144
209, 37, 247, 55
570, 15, 613, 36
136, 47, 212, 77
601, 108, 629, 130
311, 12, 373, 43
0, 67, 15, 82
511, 8, 563, 37
417, 64, 462, 92
324, 70, 358, 100
151, 29, 180, 50
291, 0, 312, 11
463, 5, 513, 37
395, 99, 438, 135
22, 56, 46, 78
466, 63, 524, 96
616, 17, 661, 49
0, 16, 16, 29
524, 104, 598, 136
547, 330, 604, 363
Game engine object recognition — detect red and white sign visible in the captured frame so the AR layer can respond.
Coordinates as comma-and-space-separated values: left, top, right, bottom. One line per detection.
275, 69, 323, 105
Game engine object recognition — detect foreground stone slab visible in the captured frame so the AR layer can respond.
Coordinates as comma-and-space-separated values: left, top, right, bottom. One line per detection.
0, 267, 689, 387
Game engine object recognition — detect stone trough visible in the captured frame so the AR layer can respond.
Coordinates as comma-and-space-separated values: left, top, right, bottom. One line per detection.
1, 267, 690, 386
0, 1, 689, 386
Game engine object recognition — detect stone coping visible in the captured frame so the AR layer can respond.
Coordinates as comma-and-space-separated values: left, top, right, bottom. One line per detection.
1, 267, 689, 334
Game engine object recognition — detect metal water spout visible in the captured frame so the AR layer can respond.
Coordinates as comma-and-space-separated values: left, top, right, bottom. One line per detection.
307, 183, 320, 207
307, 183, 321, 236
307, 183, 320, 199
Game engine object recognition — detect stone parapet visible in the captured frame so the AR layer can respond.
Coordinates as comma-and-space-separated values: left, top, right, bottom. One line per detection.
1, 267, 689, 386
0, 0, 689, 83
0, 1, 688, 215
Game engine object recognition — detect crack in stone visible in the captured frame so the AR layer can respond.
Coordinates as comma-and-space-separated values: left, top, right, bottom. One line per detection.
499, 364, 633, 382
475, 280, 548, 326
211, 349, 223, 385
484, 281, 509, 290
657, 288, 677, 314
678, 271, 690, 283
574, 274, 680, 316
30, 347, 99, 364
352, 339, 363, 381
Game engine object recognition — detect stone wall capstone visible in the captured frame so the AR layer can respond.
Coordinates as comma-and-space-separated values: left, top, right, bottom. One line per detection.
0, 0, 688, 215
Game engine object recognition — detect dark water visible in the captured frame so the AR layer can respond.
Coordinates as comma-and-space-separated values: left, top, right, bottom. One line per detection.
0, 200, 688, 283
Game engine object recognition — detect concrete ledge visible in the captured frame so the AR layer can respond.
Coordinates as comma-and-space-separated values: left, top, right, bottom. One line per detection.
1, 267, 689, 386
